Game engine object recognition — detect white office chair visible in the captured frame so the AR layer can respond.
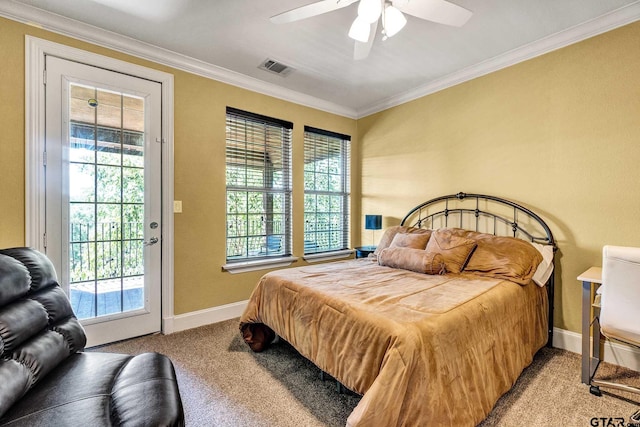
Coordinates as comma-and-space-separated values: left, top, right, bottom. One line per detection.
589, 245, 640, 396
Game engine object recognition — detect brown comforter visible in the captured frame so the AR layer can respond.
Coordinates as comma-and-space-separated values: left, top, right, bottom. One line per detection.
240, 258, 548, 426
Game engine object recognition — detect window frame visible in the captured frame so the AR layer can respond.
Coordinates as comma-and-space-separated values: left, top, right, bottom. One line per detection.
223, 107, 294, 270
302, 126, 351, 257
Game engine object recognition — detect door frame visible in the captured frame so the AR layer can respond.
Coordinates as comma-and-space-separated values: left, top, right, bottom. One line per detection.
25, 36, 177, 335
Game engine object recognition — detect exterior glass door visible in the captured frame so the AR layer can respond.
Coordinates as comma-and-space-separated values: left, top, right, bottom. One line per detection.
45, 56, 162, 346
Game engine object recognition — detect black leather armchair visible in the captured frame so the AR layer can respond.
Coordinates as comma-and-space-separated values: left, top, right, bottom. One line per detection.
0, 247, 184, 426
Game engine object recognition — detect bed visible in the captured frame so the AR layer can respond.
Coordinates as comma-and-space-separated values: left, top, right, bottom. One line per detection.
239, 192, 556, 426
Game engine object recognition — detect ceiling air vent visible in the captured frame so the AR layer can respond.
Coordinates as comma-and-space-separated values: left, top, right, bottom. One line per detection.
258, 58, 294, 77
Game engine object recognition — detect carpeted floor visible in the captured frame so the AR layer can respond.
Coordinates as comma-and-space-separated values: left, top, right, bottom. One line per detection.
95, 319, 640, 426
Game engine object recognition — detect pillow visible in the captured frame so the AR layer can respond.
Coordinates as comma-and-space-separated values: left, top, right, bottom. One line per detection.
530, 243, 555, 287
373, 226, 432, 256
454, 229, 543, 285
378, 247, 445, 275
424, 229, 477, 274
389, 232, 431, 250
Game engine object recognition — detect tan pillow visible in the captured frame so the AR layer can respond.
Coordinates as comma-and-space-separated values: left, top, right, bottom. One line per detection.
463, 232, 543, 285
425, 229, 477, 273
373, 226, 432, 256
389, 232, 431, 250
378, 247, 445, 275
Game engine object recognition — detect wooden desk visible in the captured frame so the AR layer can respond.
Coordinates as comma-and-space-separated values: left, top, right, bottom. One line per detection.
577, 267, 602, 384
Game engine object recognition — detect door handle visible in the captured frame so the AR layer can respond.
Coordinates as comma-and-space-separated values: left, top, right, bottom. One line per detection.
144, 237, 159, 246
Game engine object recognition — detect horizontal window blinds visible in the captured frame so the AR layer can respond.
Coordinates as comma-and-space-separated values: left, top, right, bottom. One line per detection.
303, 126, 351, 254
225, 107, 292, 262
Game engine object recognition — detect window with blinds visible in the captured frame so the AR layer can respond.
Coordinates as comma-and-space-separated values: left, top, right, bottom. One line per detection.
303, 126, 351, 254
225, 107, 292, 262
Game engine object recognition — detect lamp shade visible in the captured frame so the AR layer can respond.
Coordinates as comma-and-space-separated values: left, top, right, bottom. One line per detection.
358, 0, 382, 23
383, 5, 406, 38
348, 16, 371, 42
365, 214, 382, 230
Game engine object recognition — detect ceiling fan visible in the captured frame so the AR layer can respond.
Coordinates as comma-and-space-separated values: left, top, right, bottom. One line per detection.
270, 0, 473, 60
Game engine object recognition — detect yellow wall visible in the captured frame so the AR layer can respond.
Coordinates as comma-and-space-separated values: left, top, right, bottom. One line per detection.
2, 14, 639, 333
358, 22, 640, 333
0, 17, 358, 314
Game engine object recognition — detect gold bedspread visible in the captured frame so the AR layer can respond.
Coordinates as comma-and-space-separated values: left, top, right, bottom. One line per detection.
240, 258, 548, 426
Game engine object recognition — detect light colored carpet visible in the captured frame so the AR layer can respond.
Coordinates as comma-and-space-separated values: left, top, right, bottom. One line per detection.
95, 319, 640, 426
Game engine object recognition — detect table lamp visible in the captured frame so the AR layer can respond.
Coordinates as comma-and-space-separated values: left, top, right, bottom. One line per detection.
365, 214, 382, 247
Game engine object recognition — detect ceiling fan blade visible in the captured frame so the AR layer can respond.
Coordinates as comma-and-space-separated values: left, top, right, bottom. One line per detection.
392, 0, 472, 27
271, 0, 359, 24
354, 19, 379, 60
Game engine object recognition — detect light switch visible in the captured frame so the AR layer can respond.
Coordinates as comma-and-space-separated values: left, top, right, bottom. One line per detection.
173, 200, 182, 213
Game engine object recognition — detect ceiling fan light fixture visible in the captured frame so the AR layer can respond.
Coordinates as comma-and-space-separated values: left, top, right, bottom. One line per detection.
358, 0, 382, 23
348, 16, 371, 42
382, 4, 406, 38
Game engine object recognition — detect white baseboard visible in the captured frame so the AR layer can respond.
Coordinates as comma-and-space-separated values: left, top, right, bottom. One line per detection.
553, 327, 640, 372
163, 300, 248, 334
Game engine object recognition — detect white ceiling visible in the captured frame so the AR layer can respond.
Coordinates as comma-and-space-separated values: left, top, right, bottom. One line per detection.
3, 0, 640, 117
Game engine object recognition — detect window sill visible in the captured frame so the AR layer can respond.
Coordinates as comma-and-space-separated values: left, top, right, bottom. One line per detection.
222, 256, 299, 274
303, 249, 354, 263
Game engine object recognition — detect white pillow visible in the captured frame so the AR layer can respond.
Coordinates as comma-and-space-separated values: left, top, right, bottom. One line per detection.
530, 242, 554, 287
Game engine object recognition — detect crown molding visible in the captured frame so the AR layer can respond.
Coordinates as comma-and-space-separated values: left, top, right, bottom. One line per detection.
2, 1, 639, 120
356, 1, 640, 118
0, 0, 358, 119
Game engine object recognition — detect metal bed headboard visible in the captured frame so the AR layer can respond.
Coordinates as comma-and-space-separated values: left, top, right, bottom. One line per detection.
400, 192, 556, 346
